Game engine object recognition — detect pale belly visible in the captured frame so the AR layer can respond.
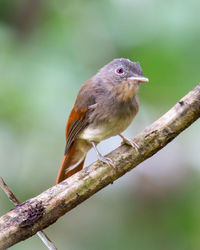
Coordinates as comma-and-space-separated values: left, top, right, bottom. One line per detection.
79, 114, 135, 142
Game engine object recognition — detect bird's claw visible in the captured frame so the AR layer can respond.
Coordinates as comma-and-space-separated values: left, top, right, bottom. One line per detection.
98, 155, 115, 167
121, 136, 139, 152
91, 141, 115, 168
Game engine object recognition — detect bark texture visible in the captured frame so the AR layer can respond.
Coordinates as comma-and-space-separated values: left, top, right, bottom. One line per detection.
0, 83, 200, 249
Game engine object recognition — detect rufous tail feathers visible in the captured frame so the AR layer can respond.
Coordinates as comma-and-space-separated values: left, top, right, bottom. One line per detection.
56, 143, 86, 184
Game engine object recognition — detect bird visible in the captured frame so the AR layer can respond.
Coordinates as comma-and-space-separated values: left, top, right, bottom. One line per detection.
56, 58, 149, 184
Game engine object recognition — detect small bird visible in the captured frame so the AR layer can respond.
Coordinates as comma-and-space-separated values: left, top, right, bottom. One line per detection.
56, 58, 148, 184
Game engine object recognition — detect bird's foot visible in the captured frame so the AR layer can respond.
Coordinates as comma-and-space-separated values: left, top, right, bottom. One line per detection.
91, 141, 115, 167
98, 155, 115, 167
119, 134, 139, 152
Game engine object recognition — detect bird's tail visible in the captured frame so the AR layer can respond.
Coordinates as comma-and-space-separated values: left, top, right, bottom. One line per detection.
56, 141, 90, 184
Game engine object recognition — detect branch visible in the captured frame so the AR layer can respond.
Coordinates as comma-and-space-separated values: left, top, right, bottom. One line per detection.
0, 177, 58, 250
0, 83, 200, 249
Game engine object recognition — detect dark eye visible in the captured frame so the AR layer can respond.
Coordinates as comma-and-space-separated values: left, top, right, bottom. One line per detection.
116, 67, 124, 74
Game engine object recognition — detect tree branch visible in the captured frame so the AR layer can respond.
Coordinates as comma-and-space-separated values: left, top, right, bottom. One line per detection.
0, 177, 57, 250
0, 83, 200, 249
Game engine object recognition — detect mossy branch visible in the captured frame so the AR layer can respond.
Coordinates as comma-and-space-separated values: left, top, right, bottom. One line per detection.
0, 83, 200, 250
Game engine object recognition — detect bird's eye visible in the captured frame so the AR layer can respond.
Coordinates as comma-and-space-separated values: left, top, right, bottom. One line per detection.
115, 67, 124, 75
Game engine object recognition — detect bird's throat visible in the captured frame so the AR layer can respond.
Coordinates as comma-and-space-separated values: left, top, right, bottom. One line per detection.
115, 81, 138, 102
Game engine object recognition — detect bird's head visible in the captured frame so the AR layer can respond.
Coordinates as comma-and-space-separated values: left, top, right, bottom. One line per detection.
97, 58, 149, 87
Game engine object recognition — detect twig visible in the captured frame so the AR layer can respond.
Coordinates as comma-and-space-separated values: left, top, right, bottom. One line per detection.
0, 177, 58, 250
0, 83, 200, 249
0, 177, 20, 205
37, 231, 57, 250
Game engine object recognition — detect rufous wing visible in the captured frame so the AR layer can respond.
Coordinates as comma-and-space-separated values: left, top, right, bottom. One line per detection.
56, 106, 89, 183
56, 79, 97, 183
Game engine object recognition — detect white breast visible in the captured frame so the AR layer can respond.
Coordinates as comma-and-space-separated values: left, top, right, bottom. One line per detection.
79, 114, 135, 143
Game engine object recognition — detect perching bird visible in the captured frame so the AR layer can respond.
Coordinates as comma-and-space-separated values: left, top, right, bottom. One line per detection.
56, 58, 149, 184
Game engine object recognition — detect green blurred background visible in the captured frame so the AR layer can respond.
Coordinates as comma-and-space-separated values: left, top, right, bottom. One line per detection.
0, 0, 200, 249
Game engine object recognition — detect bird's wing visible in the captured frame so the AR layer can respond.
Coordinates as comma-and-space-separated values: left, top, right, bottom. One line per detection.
64, 80, 97, 154
64, 107, 89, 154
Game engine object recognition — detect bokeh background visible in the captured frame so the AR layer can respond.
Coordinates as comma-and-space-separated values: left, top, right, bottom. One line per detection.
0, 0, 200, 249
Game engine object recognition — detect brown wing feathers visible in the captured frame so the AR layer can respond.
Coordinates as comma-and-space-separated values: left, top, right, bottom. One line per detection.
56, 80, 97, 183
56, 107, 90, 183
64, 107, 88, 153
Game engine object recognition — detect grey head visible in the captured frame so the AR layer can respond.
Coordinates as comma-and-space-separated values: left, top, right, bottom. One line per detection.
94, 58, 149, 85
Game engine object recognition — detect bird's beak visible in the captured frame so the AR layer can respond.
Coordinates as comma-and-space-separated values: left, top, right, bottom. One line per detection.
128, 76, 149, 83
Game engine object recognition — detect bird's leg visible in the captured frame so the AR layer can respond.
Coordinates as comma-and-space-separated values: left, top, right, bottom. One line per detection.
119, 134, 139, 152
91, 142, 114, 167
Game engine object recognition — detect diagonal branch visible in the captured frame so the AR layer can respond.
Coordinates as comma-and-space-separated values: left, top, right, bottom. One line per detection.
0, 83, 200, 250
